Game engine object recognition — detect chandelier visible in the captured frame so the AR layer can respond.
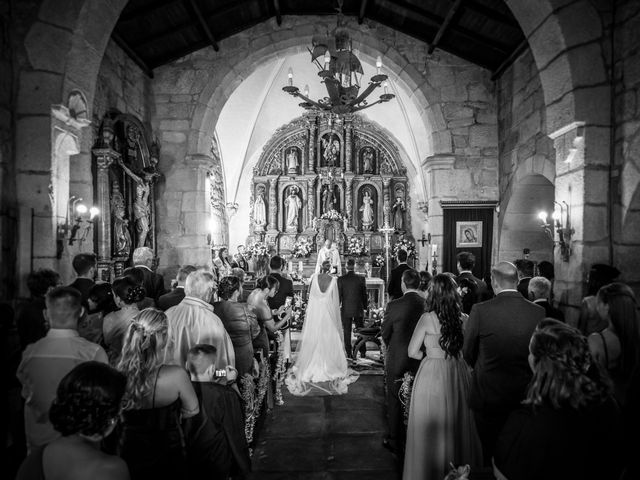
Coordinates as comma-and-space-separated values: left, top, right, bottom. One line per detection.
282, 19, 394, 114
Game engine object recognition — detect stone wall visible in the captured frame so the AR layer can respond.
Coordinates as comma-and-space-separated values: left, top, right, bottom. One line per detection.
496, 47, 555, 263
613, 0, 640, 296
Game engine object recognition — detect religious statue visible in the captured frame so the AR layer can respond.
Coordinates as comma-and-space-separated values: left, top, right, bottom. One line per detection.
363, 148, 374, 173
286, 148, 299, 174
360, 188, 374, 231
392, 195, 406, 231
125, 124, 141, 165
111, 182, 132, 257
253, 187, 267, 231
118, 158, 160, 248
322, 184, 337, 213
284, 186, 302, 232
321, 135, 340, 167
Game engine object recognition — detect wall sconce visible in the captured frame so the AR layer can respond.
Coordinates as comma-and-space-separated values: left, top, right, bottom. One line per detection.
537, 201, 574, 262
57, 196, 99, 258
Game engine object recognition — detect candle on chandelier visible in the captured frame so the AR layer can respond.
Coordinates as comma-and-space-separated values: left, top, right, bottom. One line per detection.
376, 55, 382, 75
383, 81, 389, 94
288, 67, 293, 87
298, 261, 303, 272
304, 84, 309, 97
324, 51, 331, 69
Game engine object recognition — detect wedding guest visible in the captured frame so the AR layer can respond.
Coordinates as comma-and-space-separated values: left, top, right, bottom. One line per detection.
381, 268, 424, 455
494, 321, 623, 480
184, 344, 251, 478
315, 239, 333, 274
455, 251, 488, 314
15, 362, 129, 480
578, 264, 620, 335
15, 268, 60, 350
387, 249, 411, 301
67, 253, 97, 307
78, 282, 118, 345
418, 270, 432, 295
213, 247, 233, 277
338, 258, 368, 359
103, 277, 144, 365
231, 244, 249, 271
247, 275, 289, 360
214, 276, 259, 376
267, 255, 294, 360
132, 246, 166, 300
17, 287, 108, 450
514, 259, 534, 299
122, 267, 156, 309
164, 270, 235, 369
463, 261, 544, 465
404, 274, 482, 479
537, 260, 554, 282
117, 308, 199, 480
157, 265, 197, 311
528, 276, 564, 321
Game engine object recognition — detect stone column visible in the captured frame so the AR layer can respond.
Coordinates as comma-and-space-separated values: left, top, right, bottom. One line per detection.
345, 176, 354, 228
345, 125, 353, 173
422, 154, 456, 257
382, 176, 392, 227
306, 177, 316, 230
93, 148, 119, 281
268, 177, 278, 231
307, 119, 316, 173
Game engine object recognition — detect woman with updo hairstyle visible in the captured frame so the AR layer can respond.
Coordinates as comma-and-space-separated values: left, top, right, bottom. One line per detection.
122, 266, 156, 309
247, 275, 290, 359
16, 361, 129, 480
103, 276, 146, 365
417, 270, 432, 297
403, 273, 481, 479
213, 276, 260, 376
117, 308, 199, 480
494, 321, 623, 480
78, 282, 118, 345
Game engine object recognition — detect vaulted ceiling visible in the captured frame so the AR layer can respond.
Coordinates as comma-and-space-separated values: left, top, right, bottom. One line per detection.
112, 0, 526, 77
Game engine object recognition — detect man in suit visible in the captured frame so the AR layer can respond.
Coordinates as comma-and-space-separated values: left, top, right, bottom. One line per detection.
338, 258, 368, 359
455, 251, 489, 314
463, 261, 545, 466
158, 265, 197, 311
267, 255, 295, 362
132, 246, 166, 300
231, 245, 249, 271
67, 253, 96, 307
528, 276, 564, 321
381, 269, 424, 455
514, 259, 534, 299
387, 249, 411, 301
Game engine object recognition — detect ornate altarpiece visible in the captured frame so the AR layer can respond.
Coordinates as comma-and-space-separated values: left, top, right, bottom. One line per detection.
249, 112, 411, 254
92, 113, 160, 281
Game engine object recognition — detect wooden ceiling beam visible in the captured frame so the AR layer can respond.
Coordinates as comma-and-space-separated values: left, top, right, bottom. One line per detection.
111, 32, 154, 78
358, 0, 369, 24
465, 0, 520, 28
274, 0, 282, 25
119, 0, 182, 23
428, 0, 464, 54
184, 0, 219, 52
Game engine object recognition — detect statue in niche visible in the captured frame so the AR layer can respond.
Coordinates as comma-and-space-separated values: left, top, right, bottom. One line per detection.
284, 185, 302, 232
321, 184, 338, 213
321, 134, 340, 167
363, 148, 374, 173
360, 188, 375, 231
118, 158, 160, 248
286, 148, 299, 174
392, 193, 406, 232
253, 186, 267, 231
111, 182, 132, 257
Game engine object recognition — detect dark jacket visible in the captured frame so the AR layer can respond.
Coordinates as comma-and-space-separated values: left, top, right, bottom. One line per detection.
137, 266, 166, 300
387, 263, 411, 300
67, 277, 95, 307
517, 277, 532, 299
463, 291, 545, 412
267, 273, 294, 311
455, 271, 490, 315
231, 254, 249, 271
337, 271, 367, 318
381, 291, 425, 377
157, 287, 186, 311
15, 297, 47, 350
533, 299, 565, 322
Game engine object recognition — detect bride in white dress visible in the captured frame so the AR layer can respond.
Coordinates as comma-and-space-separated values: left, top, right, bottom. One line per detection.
286, 261, 359, 396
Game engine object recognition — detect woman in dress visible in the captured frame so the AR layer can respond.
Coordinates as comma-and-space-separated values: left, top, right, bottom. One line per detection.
117, 308, 199, 480
103, 277, 145, 365
285, 260, 358, 396
578, 264, 620, 335
403, 273, 481, 480
213, 247, 233, 278
78, 282, 118, 345
214, 276, 260, 376
16, 362, 129, 480
246, 275, 289, 360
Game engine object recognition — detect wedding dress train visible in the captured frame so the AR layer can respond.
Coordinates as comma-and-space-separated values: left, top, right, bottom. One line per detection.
285, 274, 359, 396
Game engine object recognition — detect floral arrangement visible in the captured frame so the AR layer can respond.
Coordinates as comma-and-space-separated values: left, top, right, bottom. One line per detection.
292, 237, 312, 258
347, 237, 367, 256
393, 238, 416, 258
250, 241, 268, 258
373, 254, 385, 267
319, 209, 343, 221
399, 371, 414, 426
290, 292, 307, 330
272, 331, 286, 406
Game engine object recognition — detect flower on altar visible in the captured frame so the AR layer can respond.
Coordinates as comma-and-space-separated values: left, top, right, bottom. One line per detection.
347, 236, 367, 256
250, 241, 268, 258
393, 238, 416, 258
373, 254, 385, 267
292, 237, 311, 258
319, 209, 343, 221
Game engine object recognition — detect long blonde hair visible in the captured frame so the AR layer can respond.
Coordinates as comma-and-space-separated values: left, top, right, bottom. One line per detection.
116, 308, 168, 410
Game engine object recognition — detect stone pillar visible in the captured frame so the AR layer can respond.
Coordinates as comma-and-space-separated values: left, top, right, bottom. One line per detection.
93, 148, 119, 281
308, 120, 316, 173
268, 177, 279, 231
345, 125, 353, 173
306, 177, 316, 230
382, 176, 392, 227
422, 155, 456, 255
345, 176, 354, 228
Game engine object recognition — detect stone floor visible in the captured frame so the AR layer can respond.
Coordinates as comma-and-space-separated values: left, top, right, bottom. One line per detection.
248, 375, 400, 479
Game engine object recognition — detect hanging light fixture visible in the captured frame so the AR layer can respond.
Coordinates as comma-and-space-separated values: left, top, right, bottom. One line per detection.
282, 1, 395, 115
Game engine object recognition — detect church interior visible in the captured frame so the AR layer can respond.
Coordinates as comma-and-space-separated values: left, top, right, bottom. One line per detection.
2, 0, 640, 479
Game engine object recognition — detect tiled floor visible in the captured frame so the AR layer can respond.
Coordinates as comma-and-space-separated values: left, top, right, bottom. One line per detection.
248, 375, 400, 479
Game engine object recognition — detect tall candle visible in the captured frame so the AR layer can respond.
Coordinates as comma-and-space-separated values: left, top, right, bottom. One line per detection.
288, 261, 293, 272
298, 261, 303, 271
432, 244, 438, 256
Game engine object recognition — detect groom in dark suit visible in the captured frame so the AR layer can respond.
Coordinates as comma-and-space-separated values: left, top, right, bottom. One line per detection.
463, 261, 544, 465
267, 255, 294, 315
381, 269, 424, 455
387, 249, 411, 301
338, 259, 368, 359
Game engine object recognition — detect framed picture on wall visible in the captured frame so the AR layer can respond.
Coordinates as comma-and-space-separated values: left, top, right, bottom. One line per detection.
456, 221, 483, 248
